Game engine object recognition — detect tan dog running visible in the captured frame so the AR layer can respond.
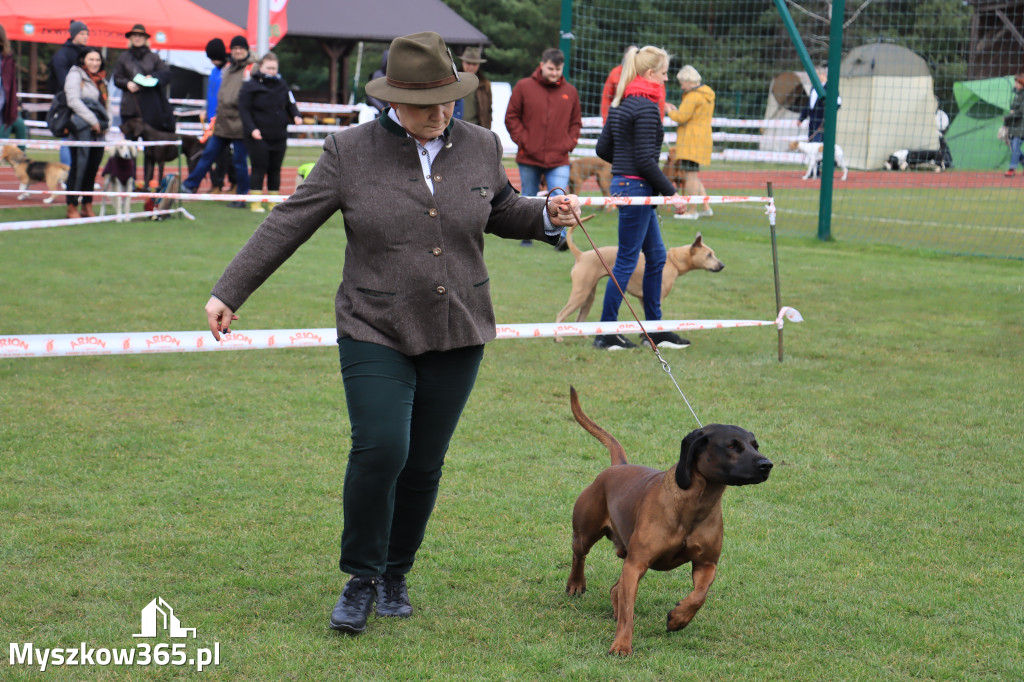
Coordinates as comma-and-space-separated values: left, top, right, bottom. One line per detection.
565, 387, 773, 656
568, 156, 615, 212
2, 145, 70, 204
554, 227, 724, 336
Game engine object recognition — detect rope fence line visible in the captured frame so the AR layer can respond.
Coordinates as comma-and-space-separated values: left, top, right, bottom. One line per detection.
0, 208, 195, 232
0, 310, 803, 359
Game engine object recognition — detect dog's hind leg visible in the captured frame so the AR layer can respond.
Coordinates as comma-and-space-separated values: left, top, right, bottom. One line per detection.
666, 561, 717, 632
18, 183, 31, 201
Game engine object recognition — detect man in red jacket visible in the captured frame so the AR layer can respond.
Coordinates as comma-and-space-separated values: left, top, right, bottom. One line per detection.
505, 48, 581, 246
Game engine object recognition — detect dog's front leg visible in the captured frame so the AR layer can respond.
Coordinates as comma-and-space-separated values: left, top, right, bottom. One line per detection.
666, 561, 716, 631
608, 560, 648, 656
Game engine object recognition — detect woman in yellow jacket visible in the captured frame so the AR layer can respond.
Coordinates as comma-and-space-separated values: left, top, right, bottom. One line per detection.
666, 65, 715, 219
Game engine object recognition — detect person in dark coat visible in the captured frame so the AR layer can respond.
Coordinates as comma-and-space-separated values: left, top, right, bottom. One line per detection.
365, 50, 388, 112
113, 24, 174, 187
48, 20, 89, 94
48, 20, 89, 166
238, 52, 302, 212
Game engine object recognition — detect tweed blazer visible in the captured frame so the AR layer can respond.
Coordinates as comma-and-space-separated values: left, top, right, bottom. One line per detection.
211, 112, 552, 356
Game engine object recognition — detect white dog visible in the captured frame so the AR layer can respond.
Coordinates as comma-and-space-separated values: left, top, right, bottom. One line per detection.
789, 140, 849, 181
99, 144, 137, 222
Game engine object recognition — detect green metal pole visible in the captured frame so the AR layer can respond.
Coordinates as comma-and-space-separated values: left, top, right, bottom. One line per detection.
772, 0, 825, 98
817, 0, 844, 241
560, 0, 573, 75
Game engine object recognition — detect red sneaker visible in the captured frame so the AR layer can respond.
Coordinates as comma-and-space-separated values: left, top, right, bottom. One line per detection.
1005, 169, 1016, 177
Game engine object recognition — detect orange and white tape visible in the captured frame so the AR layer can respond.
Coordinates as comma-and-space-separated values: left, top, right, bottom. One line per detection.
0, 310, 802, 359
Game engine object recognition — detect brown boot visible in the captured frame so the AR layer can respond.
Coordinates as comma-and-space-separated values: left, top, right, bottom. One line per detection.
80, 203, 95, 218
66, 204, 81, 219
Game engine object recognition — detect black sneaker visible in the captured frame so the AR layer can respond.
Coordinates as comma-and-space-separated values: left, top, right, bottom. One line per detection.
376, 574, 413, 618
520, 240, 533, 247
225, 201, 247, 209
647, 331, 691, 349
593, 334, 637, 351
329, 576, 378, 633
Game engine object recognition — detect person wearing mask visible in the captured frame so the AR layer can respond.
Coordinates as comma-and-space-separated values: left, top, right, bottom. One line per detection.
593, 46, 689, 351
202, 31, 580, 635
666, 65, 715, 220
238, 52, 302, 212
0, 24, 27, 147
182, 35, 254, 207
113, 24, 175, 188
48, 20, 89, 166
64, 47, 109, 219
505, 48, 582, 246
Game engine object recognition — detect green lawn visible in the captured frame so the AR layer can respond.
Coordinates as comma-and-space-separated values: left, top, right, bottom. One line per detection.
1, 199, 1021, 679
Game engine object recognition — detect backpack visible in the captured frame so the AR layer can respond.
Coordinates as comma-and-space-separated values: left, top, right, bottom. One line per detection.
46, 92, 73, 138
144, 173, 180, 218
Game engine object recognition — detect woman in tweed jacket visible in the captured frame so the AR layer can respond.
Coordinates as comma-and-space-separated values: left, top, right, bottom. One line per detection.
204, 32, 580, 636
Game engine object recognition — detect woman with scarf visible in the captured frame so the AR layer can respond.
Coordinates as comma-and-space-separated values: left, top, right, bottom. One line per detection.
593, 46, 689, 351
238, 52, 302, 212
64, 46, 109, 219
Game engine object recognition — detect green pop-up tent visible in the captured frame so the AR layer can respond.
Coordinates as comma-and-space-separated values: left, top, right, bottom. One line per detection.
945, 76, 1015, 170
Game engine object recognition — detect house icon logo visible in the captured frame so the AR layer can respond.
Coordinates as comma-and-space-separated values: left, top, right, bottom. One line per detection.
133, 597, 197, 639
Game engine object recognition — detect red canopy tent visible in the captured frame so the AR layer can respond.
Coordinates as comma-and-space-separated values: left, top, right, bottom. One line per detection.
0, 0, 245, 51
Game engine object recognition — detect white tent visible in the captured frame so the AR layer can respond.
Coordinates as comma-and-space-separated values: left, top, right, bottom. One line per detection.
836, 43, 940, 169
759, 70, 811, 152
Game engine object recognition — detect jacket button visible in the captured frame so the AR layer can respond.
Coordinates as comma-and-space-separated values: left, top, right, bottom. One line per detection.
428, 208, 438, 217
436, 286, 446, 295
433, 174, 442, 182
432, 247, 442, 256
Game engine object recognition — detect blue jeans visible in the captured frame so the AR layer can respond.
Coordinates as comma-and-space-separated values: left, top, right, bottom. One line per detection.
183, 135, 249, 194
600, 175, 667, 322
517, 163, 570, 198
1010, 137, 1023, 170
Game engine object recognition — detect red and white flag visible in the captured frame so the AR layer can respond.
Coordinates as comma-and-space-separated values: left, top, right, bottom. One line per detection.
247, 0, 289, 49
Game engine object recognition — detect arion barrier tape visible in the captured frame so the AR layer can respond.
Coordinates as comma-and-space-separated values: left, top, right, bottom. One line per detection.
0, 309, 802, 359
2, 188, 772, 208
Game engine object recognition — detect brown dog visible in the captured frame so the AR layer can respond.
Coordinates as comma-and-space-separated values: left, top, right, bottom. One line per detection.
568, 156, 614, 211
565, 387, 772, 656
2, 145, 70, 204
661, 146, 687, 188
554, 227, 724, 335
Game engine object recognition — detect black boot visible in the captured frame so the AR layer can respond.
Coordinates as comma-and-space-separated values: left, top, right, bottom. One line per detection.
376, 574, 413, 618
329, 576, 378, 633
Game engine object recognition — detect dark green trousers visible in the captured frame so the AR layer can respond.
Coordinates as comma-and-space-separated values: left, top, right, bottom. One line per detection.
337, 337, 484, 577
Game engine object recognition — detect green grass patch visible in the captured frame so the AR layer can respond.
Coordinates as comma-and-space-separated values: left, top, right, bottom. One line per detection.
1, 200, 1022, 679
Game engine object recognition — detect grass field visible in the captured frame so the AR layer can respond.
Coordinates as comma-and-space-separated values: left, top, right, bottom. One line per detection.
1, 197, 1022, 680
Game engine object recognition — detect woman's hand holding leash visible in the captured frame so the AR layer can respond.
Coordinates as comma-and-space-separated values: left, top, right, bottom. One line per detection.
205, 296, 239, 341
546, 193, 581, 227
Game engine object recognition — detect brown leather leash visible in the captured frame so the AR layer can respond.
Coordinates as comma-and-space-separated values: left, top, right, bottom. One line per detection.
546, 187, 703, 428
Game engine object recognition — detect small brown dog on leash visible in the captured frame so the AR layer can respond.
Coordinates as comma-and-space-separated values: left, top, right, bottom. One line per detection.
553, 226, 724, 334
565, 387, 772, 656
2, 145, 70, 204
568, 156, 615, 211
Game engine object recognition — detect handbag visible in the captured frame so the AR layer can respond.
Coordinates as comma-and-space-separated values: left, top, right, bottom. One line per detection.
997, 125, 1008, 143
46, 91, 73, 138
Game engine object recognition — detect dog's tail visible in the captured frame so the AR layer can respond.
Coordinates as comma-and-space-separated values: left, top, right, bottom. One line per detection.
570, 386, 627, 466
564, 223, 585, 260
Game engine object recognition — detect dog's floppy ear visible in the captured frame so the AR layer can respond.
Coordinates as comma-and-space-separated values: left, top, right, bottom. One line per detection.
676, 428, 707, 490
